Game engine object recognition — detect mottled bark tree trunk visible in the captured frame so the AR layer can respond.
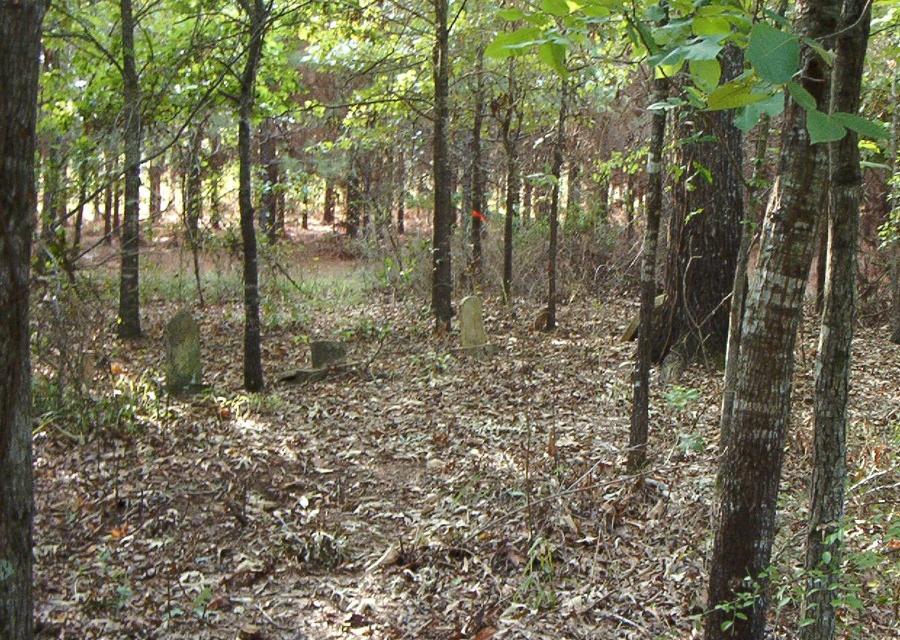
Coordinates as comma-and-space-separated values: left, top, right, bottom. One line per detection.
545, 81, 568, 331
396, 152, 406, 235
815, 220, 828, 313
721, 115, 772, 448
324, 180, 336, 226
523, 178, 532, 226
430, 0, 453, 331
73, 159, 88, 254
704, 1, 841, 638
469, 46, 486, 288
628, 75, 668, 472
113, 175, 121, 238
346, 169, 362, 238
801, 2, 870, 639
0, 2, 45, 637
184, 125, 204, 306
259, 118, 279, 243
500, 61, 520, 303
237, 0, 268, 391
149, 162, 163, 222
117, 0, 142, 338
656, 46, 742, 363
890, 68, 900, 345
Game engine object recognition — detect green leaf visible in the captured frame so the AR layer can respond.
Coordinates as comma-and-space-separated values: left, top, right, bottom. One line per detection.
787, 81, 817, 110
539, 41, 568, 76
807, 109, 846, 144
497, 8, 526, 21
830, 112, 890, 140
689, 59, 721, 92
541, 0, 570, 17
683, 36, 725, 61
735, 91, 785, 132
747, 23, 800, 84
693, 16, 731, 36
486, 27, 543, 59
708, 78, 770, 110
803, 37, 835, 66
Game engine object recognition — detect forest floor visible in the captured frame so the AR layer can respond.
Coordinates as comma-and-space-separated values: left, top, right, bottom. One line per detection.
31, 232, 899, 640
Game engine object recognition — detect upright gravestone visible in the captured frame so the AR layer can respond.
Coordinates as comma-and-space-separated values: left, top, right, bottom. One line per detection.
164, 309, 202, 394
459, 295, 499, 358
310, 340, 347, 369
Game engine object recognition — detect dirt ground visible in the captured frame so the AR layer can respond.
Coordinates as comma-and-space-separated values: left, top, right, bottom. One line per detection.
31, 237, 899, 640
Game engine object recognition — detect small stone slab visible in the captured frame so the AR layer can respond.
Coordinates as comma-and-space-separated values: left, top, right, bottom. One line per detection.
460, 295, 489, 348
164, 309, 202, 394
458, 295, 498, 359
277, 368, 330, 384
310, 340, 347, 369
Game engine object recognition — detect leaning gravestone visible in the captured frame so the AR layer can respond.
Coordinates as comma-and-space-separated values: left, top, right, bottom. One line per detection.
459, 295, 499, 358
164, 309, 202, 394
278, 340, 348, 384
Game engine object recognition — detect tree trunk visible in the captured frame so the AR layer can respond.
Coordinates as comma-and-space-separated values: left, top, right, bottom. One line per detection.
0, 2, 45, 637
545, 81, 568, 331
624, 173, 635, 239
704, 1, 841, 637
801, 2, 870, 639
430, 0, 453, 331
396, 151, 406, 235
628, 74, 668, 472
259, 118, 279, 243
721, 115, 772, 448
890, 68, 900, 344
238, 0, 267, 392
73, 159, 88, 254
567, 161, 581, 218
656, 46, 743, 363
103, 181, 113, 244
815, 218, 828, 313
184, 125, 204, 306
149, 161, 162, 222
346, 168, 362, 238
113, 175, 121, 238
117, 0, 142, 338
523, 178, 532, 226
324, 179, 336, 226
469, 46, 486, 289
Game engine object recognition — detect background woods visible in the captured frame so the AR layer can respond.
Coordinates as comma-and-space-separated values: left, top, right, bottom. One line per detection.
2, 0, 899, 639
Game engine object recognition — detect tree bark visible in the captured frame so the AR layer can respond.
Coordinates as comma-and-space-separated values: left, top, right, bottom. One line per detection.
184, 124, 204, 307
890, 68, 900, 344
117, 0, 142, 338
0, 2, 45, 637
238, 0, 268, 392
628, 75, 668, 472
721, 115, 771, 448
396, 151, 406, 235
704, 1, 841, 638
430, 0, 453, 331
656, 46, 743, 363
324, 180, 336, 226
149, 161, 162, 222
259, 118, 279, 243
546, 81, 568, 331
801, 2, 870, 639
469, 46, 486, 288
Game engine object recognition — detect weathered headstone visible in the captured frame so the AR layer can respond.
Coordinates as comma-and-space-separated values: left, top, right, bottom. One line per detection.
164, 309, 202, 394
459, 295, 499, 358
310, 340, 347, 369
460, 296, 489, 348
